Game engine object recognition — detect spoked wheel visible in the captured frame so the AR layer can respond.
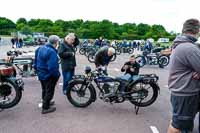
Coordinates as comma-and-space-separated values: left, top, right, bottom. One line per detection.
88, 53, 95, 63
0, 80, 22, 109
128, 48, 134, 54
115, 49, 121, 55
135, 56, 145, 67
129, 82, 158, 107
66, 80, 94, 108
79, 48, 85, 55
158, 55, 169, 68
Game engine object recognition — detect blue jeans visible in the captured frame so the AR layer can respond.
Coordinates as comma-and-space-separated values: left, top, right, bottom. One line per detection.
62, 70, 74, 94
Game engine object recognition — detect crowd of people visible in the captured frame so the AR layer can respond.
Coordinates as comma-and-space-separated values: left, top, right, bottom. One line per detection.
31, 18, 200, 132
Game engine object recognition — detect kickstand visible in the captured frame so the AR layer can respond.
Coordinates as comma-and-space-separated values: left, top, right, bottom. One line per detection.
134, 99, 142, 115
134, 105, 140, 115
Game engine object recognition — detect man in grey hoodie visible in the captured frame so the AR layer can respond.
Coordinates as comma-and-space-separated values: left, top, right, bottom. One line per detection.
167, 19, 200, 133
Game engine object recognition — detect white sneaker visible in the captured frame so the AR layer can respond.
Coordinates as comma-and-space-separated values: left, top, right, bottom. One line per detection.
38, 102, 42, 108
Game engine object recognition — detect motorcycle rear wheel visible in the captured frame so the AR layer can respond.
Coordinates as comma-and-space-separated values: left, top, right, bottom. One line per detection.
129, 82, 158, 107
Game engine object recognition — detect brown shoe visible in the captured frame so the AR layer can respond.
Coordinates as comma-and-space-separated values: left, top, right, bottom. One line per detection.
41, 107, 56, 114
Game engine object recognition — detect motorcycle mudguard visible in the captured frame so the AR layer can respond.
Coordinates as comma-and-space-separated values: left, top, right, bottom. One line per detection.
5, 77, 24, 91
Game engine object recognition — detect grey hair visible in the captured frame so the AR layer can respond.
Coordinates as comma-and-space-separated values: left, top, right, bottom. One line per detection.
48, 35, 60, 44
65, 33, 75, 40
108, 47, 115, 53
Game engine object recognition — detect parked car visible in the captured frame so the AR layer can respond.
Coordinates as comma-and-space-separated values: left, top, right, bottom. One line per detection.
34, 37, 48, 45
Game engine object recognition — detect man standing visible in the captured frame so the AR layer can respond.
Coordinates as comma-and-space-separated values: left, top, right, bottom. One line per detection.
167, 19, 200, 133
58, 33, 76, 95
34, 35, 60, 114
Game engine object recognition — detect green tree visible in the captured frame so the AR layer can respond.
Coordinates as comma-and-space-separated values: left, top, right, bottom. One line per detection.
16, 18, 27, 25
0, 17, 16, 35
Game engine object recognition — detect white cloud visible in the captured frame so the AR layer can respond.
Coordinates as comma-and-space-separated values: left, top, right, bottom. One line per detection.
1, 0, 200, 32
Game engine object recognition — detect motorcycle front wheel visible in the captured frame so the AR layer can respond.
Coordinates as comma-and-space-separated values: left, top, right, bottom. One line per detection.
135, 55, 146, 67
87, 53, 95, 63
158, 55, 169, 68
0, 79, 22, 109
67, 80, 95, 108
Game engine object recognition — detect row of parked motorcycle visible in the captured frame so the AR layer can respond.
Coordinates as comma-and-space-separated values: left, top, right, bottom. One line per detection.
78, 44, 171, 68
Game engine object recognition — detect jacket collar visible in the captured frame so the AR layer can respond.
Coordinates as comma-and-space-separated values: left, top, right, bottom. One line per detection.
46, 43, 57, 52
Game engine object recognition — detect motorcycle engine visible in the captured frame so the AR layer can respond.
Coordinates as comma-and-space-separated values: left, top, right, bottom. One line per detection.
102, 83, 111, 94
0, 84, 12, 96
102, 82, 119, 94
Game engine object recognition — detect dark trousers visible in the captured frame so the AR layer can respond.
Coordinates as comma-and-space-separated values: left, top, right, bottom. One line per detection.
40, 76, 59, 109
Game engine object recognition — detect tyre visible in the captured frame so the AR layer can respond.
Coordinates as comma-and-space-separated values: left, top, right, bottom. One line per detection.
66, 80, 95, 108
88, 53, 95, 63
79, 48, 85, 55
129, 82, 158, 107
135, 55, 146, 67
128, 48, 134, 54
0, 79, 22, 109
110, 54, 117, 62
158, 55, 169, 68
116, 49, 121, 55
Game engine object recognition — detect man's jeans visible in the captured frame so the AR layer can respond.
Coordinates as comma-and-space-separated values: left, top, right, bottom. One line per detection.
118, 74, 140, 92
62, 70, 74, 94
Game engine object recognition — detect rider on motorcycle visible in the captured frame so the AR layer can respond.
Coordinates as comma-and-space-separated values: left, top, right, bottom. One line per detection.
119, 55, 140, 93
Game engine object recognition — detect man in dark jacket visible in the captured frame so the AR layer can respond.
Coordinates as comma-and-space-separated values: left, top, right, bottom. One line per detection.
117, 55, 140, 94
167, 19, 200, 133
34, 35, 60, 114
58, 33, 76, 95
121, 55, 140, 76
95, 46, 115, 67
94, 46, 115, 74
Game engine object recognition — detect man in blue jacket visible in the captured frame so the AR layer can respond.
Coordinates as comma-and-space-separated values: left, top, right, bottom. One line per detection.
34, 35, 60, 114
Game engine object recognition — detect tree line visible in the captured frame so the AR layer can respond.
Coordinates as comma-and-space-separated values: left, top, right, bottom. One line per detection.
0, 17, 176, 40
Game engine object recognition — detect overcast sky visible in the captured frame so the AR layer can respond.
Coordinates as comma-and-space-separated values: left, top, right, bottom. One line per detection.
0, 0, 199, 33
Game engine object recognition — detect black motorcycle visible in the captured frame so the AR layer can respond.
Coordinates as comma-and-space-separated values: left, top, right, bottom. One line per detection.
66, 66, 160, 114
136, 50, 169, 68
0, 60, 24, 109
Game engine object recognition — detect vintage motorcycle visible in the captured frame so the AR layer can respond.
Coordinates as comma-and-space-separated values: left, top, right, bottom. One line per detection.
135, 49, 170, 68
7, 50, 36, 77
66, 66, 160, 114
0, 59, 24, 109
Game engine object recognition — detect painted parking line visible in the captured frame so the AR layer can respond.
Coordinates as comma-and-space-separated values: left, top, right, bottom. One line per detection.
150, 126, 159, 133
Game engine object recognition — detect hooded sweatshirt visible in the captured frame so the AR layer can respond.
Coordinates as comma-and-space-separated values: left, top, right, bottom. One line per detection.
168, 35, 200, 96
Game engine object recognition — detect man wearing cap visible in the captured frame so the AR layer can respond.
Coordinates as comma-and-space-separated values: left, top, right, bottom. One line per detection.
34, 35, 60, 114
167, 19, 200, 133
